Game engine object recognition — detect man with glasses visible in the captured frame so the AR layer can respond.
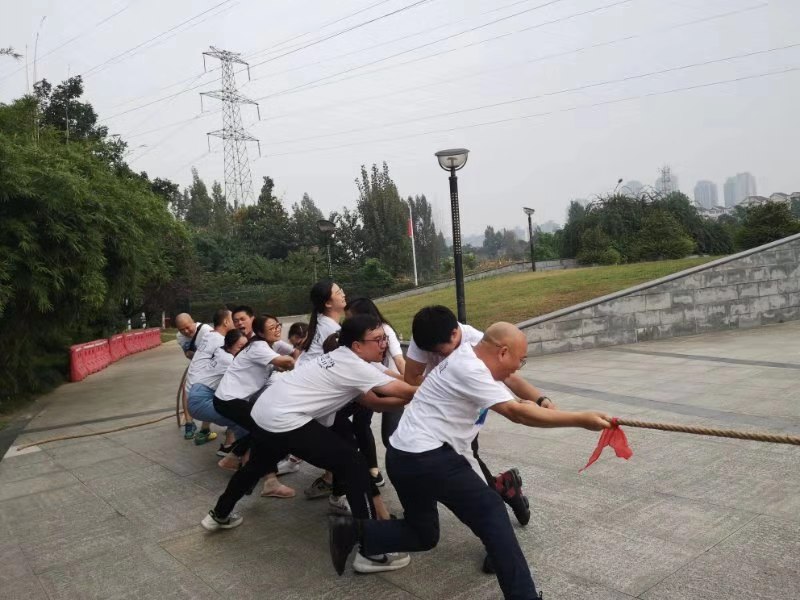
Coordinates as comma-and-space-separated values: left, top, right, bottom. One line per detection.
330, 322, 611, 598
403, 306, 552, 572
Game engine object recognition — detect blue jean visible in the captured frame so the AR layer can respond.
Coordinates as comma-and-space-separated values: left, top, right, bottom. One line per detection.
361, 444, 539, 600
187, 384, 248, 440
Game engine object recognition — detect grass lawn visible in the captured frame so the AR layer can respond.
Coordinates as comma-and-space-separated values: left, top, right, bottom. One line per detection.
377, 257, 717, 338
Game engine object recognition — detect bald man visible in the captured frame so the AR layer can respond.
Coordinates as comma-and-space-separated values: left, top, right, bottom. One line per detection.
175, 312, 214, 440
330, 323, 611, 599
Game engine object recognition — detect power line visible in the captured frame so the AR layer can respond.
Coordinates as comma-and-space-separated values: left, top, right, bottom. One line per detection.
122, 2, 764, 161
249, 0, 630, 102
263, 41, 800, 147
80, 0, 239, 79
258, 65, 800, 159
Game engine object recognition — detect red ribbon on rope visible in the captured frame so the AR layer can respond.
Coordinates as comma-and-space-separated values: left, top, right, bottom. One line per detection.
579, 417, 633, 472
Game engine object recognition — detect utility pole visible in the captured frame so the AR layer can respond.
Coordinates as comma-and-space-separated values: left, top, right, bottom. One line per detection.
407, 200, 419, 287
523, 207, 536, 272
200, 47, 260, 208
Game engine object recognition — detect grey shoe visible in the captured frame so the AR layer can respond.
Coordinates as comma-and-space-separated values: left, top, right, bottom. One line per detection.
200, 509, 243, 531
305, 476, 333, 499
353, 552, 411, 573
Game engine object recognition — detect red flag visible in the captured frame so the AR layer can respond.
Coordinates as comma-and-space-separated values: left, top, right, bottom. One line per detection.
407, 217, 413, 238
579, 418, 633, 472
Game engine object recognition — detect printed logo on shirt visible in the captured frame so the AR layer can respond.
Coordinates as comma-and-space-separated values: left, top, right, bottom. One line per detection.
474, 408, 489, 426
318, 355, 335, 370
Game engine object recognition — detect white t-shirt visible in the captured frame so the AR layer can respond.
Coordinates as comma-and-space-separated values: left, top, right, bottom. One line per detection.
391, 342, 514, 469
215, 340, 281, 401
251, 346, 395, 433
192, 347, 234, 390
406, 323, 484, 375
185, 330, 225, 388
176, 323, 213, 355
296, 314, 341, 366
273, 340, 295, 356
382, 324, 403, 373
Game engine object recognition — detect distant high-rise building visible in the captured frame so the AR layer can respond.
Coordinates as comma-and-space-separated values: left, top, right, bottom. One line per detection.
723, 172, 757, 207
622, 180, 644, 196
655, 166, 680, 194
693, 180, 719, 209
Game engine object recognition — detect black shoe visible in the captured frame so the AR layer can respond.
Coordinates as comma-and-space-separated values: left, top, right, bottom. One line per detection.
328, 515, 358, 576
482, 553, 495, 574
216, 443, 234, 457
496, 468, 531, 526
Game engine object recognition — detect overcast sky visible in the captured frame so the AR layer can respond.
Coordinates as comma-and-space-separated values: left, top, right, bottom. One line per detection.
2, 0, 798, 235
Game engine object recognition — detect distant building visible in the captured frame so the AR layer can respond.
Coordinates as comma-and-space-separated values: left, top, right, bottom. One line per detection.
723, 172, 757, 207
693, 180, 719, 209
538, 220, 561, 233
739, 195, 770, 208
655, 166, 680, 194
622, 180, 644, 196
697, 205, 733, 220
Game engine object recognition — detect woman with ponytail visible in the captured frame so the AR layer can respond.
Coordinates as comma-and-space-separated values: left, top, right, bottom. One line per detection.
297, 280, 346, 367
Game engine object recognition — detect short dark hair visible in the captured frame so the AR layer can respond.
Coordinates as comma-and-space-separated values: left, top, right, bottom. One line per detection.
231, 305, 254, 318
223, 329, 243, 350
412, 305, 458, 351
288, 322, 308, 339
322, 332, 340, 354
212, 308, 232, 328
345, 297, 393, 330
338, 314, 382, 349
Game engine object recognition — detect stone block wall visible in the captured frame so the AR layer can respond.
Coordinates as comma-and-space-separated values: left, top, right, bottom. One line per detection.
519, 233, 800, 356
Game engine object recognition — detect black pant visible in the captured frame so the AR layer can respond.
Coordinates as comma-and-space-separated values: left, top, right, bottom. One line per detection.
380, 408, 404, 449
213, 397, 262, 463
213, 419, 376, 520
361, 444, 538, 600
330, 404, 380, 498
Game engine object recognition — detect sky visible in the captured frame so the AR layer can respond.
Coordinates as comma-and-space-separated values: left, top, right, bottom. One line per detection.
1, 0, 799, 236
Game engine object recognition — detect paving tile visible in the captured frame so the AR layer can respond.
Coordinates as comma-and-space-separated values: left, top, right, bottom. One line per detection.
0, 575, 50, 600
44, 437, 134, 469
0, 469, 79, 502
0, 540, 33, 583
0, 455, 65, 485
70, 451, 155, 483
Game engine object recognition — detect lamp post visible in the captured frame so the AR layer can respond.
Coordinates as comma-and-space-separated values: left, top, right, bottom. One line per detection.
407, 200, 419, 287
523, 207, 536, 272
316, 219, 335, 279
310, 245, 319, 282
613, 177, 623, 193
435, 148, 469, 324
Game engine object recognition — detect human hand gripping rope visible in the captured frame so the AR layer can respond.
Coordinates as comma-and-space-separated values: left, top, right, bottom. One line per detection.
580, 417, 800, 472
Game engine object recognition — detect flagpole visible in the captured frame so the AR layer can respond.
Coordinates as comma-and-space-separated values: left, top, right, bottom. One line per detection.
408, 200, 419, 287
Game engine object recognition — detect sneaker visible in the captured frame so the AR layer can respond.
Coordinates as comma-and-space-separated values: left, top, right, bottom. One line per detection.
305, 476, 333, 499
200, 509, 243, 531
184, 422, 197, 440
329, 494, 351, 515
482, 553, 495, 574
328, 515, 358, 575
353, 552, 411, 573
216, 443, 234, 457
370, 471, 385, 488
277, 456, 301, 475
194, 430, 218, 445
495, 468, 530, 526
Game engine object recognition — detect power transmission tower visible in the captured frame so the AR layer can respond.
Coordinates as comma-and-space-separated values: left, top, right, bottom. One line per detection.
200, 47, 260, 208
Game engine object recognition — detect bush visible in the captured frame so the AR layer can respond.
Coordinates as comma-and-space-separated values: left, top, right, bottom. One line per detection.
577, 227, 621, 265
735, 203, 800, 250
630, 210, 695, 261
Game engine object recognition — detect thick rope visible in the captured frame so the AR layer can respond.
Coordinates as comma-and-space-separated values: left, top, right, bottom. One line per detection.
14, 412, 174, 450
176, 365, 189, 427
615, 418, 800, 446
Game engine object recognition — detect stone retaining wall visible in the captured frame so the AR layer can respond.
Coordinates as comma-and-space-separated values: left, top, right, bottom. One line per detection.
519, 233, 800, 356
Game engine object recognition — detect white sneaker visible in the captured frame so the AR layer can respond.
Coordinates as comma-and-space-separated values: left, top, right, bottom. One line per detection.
201, 510, 243, 531
353, 552, 411, 573
328, 494, 351, 515
277, 456, 301, 475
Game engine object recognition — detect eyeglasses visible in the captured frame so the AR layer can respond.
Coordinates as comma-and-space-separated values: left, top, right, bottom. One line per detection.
266, 322, 282, 332
360, 335, 388, 345
485, 339, 527, 369
332, 287, 346, 297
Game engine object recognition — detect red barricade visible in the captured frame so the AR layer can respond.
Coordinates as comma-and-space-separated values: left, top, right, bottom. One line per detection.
70, 328, 162, 382
109, 334, 128, 362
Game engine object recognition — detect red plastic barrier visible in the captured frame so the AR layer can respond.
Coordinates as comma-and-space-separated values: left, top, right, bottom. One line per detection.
71, 329, 162, 382
109, 334, 128, 362
69, 339, 111, 382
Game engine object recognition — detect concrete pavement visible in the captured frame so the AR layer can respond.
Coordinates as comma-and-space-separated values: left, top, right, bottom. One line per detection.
1, 322, 798, 599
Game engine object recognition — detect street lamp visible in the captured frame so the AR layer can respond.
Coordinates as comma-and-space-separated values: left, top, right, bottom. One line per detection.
523, 207, 536, 272
435, 148, 469, 324
316, 219, 335, 279
613, 178, 623, 193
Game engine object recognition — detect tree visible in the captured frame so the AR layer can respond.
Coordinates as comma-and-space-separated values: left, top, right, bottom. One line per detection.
408, 194, 441, 277
560, 200, 588, 258
356, 163, 409, 274
331, 207, 365, 264
185, 168, 213, 228
630, 210, 695, 260
34, 76, 108, 141
210, 181, 229, 235
735, 203, 800, 250
482, 226, 503, 258
576, 226, 620, 265
290, 193, 325, 248
1, 47, 22, 60
234, 175, 292, 259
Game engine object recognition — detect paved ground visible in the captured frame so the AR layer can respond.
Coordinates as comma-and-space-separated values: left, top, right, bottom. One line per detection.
1, 322, 798, 599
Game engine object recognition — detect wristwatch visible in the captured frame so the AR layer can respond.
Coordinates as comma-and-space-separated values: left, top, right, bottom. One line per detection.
535, 396, 550, 407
